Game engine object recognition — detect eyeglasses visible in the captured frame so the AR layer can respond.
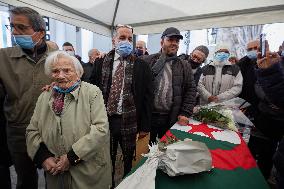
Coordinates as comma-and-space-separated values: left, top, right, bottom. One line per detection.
5, 23, 32, 32
115, 24, 133, 33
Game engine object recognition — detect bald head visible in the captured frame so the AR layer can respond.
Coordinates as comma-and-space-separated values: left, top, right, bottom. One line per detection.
247, 40, 260, 51
88, 48, 100, 63
136, 40, 147, 54
46, 41, 59, 50
136, 40, 146, 48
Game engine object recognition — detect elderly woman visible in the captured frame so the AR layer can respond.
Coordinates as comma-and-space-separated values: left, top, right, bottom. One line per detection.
26, 51, 111, 189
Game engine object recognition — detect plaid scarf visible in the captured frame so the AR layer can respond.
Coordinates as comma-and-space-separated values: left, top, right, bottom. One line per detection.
52, 92, 65, 116
101, 50, 137, 150
52, 81, 80, 115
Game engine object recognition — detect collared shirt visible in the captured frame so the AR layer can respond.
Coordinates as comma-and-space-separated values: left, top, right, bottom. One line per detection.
112, 52, 126, 114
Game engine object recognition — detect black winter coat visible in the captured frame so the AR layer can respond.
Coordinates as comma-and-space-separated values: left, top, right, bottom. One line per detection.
89, 51, 154, 132
256, 60, 284, 110
237, 56, 259, 109
143, 53, 196, 126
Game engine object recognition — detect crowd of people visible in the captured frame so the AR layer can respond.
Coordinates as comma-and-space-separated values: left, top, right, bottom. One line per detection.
0, 6, 283, 189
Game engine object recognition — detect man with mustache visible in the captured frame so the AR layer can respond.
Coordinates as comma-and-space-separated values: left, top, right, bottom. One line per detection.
143, 27, 196, 144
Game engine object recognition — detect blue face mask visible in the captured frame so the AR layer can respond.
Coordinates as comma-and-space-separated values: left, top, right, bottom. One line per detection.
116, 41, 133, 57
13, 33, 38, 49
281, 50, 284, 57
214, 52, 230, 62
247, 50, 257, 60
53, 80, 80, 94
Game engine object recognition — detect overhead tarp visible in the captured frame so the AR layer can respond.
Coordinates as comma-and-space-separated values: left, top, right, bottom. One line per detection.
1, 0, 284, 36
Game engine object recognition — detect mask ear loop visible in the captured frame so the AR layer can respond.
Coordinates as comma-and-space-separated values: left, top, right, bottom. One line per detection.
31, 32, 43, 46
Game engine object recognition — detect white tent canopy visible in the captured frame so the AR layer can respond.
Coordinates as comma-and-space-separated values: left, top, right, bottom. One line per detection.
1, 0, 284, 36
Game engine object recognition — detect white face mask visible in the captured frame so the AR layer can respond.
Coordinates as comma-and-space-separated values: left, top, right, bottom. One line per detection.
66, 51, 75, 56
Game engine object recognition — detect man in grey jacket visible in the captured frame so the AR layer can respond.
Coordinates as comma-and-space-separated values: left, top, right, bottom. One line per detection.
143, 27, 196, 144
0, 7, 55, 189
198, 44, 243, 105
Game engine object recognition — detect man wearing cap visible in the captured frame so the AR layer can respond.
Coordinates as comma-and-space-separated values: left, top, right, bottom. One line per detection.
143, 27, 196, 144
179, 45, 209, 85
198, 43, 243, 105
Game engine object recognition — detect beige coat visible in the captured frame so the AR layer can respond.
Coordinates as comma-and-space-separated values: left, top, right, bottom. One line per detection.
26, 82, 112, 189
0, 44, 54, 152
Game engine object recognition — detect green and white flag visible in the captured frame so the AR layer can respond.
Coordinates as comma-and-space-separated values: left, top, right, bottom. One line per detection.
155, 120, 269, 189
124, 120, 269, 189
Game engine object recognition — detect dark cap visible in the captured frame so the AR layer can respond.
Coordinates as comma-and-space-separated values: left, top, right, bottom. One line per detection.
194, 45, 209, 58
161, 27, 183, 40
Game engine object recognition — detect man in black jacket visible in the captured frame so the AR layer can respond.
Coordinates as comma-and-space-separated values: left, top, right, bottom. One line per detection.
238, 39, 280, 179
143, 27, 196, 144
89, 25, 153, 185
256, 50, 284, 186
81, 48, 100, 83
237, 39, 260, 118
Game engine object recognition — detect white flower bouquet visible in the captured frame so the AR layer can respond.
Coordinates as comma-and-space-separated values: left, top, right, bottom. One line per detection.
193, 98, 254, 132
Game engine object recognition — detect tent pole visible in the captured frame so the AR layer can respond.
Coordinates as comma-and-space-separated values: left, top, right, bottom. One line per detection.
111, 0, 120, 37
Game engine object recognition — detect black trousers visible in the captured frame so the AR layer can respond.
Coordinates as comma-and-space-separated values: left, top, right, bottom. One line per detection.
0, 165, 11, 189
10, 151, 38, 189
248, 113, 284, 179
149, 113, 170, 145
109, 115, 136, 185
0, 121, 12, 189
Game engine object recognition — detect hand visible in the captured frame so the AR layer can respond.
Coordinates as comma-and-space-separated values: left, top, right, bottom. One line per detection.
97, 52, 106, 59
138, 131, 149, 139
257, 52, 281, 69
55, 154, 70, 174
208, 96, 218, 103
177, 115, 189, 126
257, 40, 281, 69
42, 157, 59, 175
41, 82, 56, 92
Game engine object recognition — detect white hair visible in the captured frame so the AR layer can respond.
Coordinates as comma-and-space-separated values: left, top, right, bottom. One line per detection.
88, 48, 99, 56
44, 50, 84, 78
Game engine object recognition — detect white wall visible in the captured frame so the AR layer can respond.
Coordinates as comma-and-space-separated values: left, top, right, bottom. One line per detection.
93, 33, 112, 53
49, 18, 76, 50
147, 33, 161, 54
263, 23, 284, 52
49, 18, 112, 63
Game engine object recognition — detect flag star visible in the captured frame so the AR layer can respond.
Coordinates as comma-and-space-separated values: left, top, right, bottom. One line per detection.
188, 123, 223, 139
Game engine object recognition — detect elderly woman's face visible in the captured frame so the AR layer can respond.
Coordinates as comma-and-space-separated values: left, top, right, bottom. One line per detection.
51, 57, 79, 89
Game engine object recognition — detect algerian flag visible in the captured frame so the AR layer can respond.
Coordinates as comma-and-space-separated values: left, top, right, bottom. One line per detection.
157, 121, 269, 189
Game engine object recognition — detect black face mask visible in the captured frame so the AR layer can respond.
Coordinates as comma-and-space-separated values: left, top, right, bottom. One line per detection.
189, 58, 201, 69
135, 48, 144, 56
